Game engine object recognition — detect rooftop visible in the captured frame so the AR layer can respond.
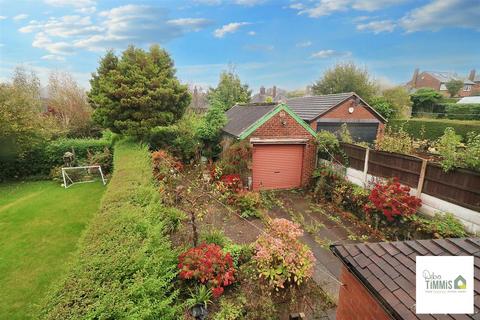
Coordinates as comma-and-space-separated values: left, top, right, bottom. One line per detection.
331, 238, 480, 319
222, 102, 278, 138
286, 92, 355, 121
425, 71, 475, 85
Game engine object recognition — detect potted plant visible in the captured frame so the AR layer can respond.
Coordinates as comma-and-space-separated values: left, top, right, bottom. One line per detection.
187, 285, 212, 320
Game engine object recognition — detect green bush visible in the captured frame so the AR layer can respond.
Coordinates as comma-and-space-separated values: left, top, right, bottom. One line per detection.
213, 298, 244, 320
389, 119, 480, 141
42, 140, 182, 319
411, 212, 467, 238
200, 228, 230, 247
445, 104, 480, 120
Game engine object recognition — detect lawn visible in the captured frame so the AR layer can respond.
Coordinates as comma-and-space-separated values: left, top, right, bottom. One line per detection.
0, 180, 106, 319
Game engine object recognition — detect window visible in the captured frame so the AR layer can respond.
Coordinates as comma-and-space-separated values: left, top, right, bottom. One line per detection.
440, 83, 447, 90
464, 85, 472, 92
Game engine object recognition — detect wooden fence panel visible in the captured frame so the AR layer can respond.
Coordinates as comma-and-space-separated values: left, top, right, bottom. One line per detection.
340, 143, 366, 171
367, 150, 423, 187
423, 164, 480, 211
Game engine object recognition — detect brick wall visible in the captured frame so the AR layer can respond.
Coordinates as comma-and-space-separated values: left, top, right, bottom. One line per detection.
336, 266, 392, 320
310, 97, 385, 140
409, 72, 477, 97
248, 111, 316, 187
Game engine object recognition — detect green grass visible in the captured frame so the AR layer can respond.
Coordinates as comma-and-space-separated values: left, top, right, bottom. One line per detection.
0, 180, 105, 319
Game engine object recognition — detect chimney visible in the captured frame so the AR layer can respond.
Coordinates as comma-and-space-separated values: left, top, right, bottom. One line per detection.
260, 86, 265, 95
469, 69, 476, 81
272, 85, 277, 99
412, 68, 419, 87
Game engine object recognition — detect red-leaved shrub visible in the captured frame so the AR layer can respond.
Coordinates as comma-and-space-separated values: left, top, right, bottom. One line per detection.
178, 243, 235, 298
364, 177, 421, 221
219, 174, 243, 193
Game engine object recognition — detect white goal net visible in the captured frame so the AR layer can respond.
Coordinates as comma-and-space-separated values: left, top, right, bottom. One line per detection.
61, 165, 107, 189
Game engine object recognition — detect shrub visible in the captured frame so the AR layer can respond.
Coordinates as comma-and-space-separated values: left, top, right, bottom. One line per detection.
389, 119, 480, 141
186, 285, 212, 308
219, 174, 243, 193
312, 163, 345, 202
178, 243, 235, 298
163, 207, 187, 233
375, 126, 413, 154
43, 141, 182, 319
152, 150, 183, 181
443, 103, 480, 120
316, 130, 340, 161
254, 219, 315, 290
213, 299, 244, 320
370, 96, 395, 120
364, 178, 421, 222
436, 127, 462, 172
218, 141, 252, 176
333, 182, 370, 218
339, 123, 353, 143
462, 132, 480, 171
200, 228, 230, 247
223, 243, 253, 269
411, 212, 467, 238
234, 191, 262, 218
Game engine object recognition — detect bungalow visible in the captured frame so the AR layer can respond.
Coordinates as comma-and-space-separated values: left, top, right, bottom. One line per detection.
331, 238, 480, 319
221, 102, 317, 191
286, 92, 386, 143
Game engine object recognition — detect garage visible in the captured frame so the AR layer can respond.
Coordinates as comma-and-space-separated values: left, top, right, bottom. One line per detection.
252, 144, 304, 190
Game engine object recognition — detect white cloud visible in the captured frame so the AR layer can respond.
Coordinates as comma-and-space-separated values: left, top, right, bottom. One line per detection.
167, 18, 213, 32
400, 0, 480, 32
357, 19, 396, 33
233, 0, 265, 6
13, 14, 29, 21
291, 0, 406, 17
32, 32, 74, 55
41, 54, 66, 61
248, 31, 256, 36
0, 16, 7, 20
296, 40, 312, 47
214, 22, 250, 38
20, 15, 102, 38
311, 49, 351, 58
0, 43, 4, 47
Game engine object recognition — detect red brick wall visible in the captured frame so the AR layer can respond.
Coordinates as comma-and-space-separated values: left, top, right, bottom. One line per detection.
247, 111, 316, 187
310, 97, 385, 140
336, 266, 392, 320
409, 72, 477, 97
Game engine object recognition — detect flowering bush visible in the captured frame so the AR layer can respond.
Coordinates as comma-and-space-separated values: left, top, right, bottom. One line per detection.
364, 178, 421, 222
235, 191, 262, 218
220, 174, 243, 193
254, 219, 315, 290
178, 243, 235, 298
152, 150, 183, 181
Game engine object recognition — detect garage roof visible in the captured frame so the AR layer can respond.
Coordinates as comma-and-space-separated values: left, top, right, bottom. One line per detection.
223, 102, 316, 139
287, 92, 386, 123
331, 238, 480, 319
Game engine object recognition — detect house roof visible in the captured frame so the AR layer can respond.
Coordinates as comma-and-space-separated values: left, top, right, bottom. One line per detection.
222, 102, 316, 139
425, 71, 475, 85
286, 92, 386, 123
331, 238, 480, 320
458, 97, 480, 104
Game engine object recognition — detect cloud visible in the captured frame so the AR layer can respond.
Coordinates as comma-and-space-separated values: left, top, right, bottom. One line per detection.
214, 22, 250, 38
32, 32, 74, 55
44, 0, 96, 13
13, 14, 29, 21
41, 54, 66, 61
20, 15, 102, 38
356, 19, 396, 33
400, 0, 480, 32
311, 49, 351, 58
233, 0, 265, 6
296, 40, 312, 47
0, 16, 7, 20
167, 18, 213, 32
291, 0, 406, 17
248, 31, 256, 36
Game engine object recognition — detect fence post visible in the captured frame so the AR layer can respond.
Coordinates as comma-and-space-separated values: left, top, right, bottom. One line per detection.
417, 159, 428, 197
363, 148, 370, 187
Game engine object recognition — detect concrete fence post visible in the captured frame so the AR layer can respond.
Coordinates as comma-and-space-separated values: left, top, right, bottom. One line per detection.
417, 159, 428, 197
363, 148, 370, 187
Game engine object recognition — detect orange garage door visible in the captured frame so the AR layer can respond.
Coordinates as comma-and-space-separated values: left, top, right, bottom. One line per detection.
252, 144, 304, 190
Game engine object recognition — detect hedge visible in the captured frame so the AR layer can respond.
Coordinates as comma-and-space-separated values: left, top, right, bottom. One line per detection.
412, 103, 480, 120
42, 140, 182, 319
389, 119, 480, 141
0, 132, 116, 181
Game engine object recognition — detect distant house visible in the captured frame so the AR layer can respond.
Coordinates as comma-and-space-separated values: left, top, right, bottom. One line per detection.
286, 92, 386, 143
251, 85, 287, 103
331, 238, 480, 320
406, 68, 479, 97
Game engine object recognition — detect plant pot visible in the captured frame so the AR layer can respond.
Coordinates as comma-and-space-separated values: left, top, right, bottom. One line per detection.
190, 303, 208, 320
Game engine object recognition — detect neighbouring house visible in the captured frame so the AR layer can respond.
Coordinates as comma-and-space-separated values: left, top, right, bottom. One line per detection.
406, 68, 480, 97
458, 96, 480, 104
251, 85, 287, 103
286, 92, 386, 143
188, 86, 209, 113
331, 238, 480, 320
221, 102, 317, 191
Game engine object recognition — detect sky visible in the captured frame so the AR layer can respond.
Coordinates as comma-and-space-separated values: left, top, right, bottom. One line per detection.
0, 0, 479, 92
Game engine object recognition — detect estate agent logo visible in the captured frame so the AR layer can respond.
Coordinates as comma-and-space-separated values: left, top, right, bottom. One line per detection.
416, 256, 473, 314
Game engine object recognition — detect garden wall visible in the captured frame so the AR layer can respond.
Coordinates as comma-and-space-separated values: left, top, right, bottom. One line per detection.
340, 143, 480, 233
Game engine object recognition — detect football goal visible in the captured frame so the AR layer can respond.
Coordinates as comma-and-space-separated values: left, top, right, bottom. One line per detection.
61, 165, 107, 189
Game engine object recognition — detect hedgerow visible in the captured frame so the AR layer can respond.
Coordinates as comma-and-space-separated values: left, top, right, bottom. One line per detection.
42, 140, 182, 319
389, 118, 480, 141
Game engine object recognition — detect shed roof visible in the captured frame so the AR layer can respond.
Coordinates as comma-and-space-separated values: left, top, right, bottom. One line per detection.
223, 103, 278, 138
331, 238, 480, 319
286, 92, 386, 123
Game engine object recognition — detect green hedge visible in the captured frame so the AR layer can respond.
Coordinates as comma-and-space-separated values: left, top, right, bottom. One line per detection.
413, 103, 480, 120
42, 140, 182, 319
0, 132, 116, 181
389, 119, 480, 141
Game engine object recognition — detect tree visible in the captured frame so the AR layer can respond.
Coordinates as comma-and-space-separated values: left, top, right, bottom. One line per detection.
196, 98, 227, 157
370, 96, 395, 120
410, 88, 442, 115
446, 79, 463, 97
207, 70, 251, 110
47, 71, 94, 137
382, 86, 412, 118
88, 45, 191, 139
312, 62, 378, 103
